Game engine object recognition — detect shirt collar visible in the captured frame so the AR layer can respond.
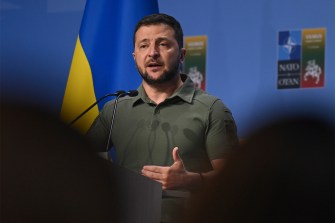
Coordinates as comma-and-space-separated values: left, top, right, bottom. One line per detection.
131, 74, 196, 106
170, 74, 195, 103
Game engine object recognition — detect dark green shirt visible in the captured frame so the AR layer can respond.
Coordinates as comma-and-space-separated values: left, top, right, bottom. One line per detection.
87, 75, 238, 173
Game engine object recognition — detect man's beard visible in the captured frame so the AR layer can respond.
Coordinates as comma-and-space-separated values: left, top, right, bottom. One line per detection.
137, 59, 180, 85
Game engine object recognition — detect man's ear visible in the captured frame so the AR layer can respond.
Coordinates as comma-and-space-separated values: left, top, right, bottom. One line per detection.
179, 48, 186, 62
132, 52, 136, 61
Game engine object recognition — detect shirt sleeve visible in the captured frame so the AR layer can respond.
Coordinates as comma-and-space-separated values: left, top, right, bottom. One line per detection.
205, 99, 239, 160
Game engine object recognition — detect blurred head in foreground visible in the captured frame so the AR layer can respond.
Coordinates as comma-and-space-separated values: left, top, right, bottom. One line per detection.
1, 102, 120, 223
184, 116, 335, 223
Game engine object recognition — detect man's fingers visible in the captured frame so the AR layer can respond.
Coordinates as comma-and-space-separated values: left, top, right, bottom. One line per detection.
142, 165, 164, 172
142, 166, 169, 179
141, 169, 161, 179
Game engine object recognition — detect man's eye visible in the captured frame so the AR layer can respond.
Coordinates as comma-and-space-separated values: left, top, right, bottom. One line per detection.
139, 44, 148, 49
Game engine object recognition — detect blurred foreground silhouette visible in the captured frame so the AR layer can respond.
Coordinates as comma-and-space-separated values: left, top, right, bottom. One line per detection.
184, 116, 335, 223
1, 102, 121, 223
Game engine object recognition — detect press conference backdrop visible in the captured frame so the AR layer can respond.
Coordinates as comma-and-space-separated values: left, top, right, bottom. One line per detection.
1, 0, 334, 138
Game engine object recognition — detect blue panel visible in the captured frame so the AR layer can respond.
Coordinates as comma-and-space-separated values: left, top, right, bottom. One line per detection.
1, 0, 334, 135
158, 0, 335, 137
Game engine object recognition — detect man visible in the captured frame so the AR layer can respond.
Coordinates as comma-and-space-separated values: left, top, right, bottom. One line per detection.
87, 13, 238, 222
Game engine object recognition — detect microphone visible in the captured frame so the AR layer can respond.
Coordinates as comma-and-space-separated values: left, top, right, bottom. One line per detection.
69, 90, 126, 126
105, 90, 138, 154
126, 90, 139, 97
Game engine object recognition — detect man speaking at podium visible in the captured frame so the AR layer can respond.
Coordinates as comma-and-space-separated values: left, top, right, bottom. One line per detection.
87, 13, 238, 223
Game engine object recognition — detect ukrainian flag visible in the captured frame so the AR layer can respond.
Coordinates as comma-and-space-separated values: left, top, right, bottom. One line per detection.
61, 0, 159, 133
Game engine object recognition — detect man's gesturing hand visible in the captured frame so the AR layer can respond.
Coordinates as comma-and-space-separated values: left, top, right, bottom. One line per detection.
141, 147, 186, 190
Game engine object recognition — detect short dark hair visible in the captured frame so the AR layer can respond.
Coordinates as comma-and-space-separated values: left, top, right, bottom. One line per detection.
133, 13, 184, 49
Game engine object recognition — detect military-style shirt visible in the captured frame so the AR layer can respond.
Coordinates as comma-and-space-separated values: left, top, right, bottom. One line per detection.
87, 75, 238, 173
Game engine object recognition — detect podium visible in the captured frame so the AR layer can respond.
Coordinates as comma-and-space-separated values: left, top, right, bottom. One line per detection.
107, 163, 162, 223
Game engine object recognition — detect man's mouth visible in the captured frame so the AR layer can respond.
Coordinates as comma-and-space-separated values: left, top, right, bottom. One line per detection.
146, 61, 163, 68
146, 63, 163, 72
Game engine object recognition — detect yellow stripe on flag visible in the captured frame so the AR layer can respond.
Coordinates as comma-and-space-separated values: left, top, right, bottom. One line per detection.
61, 36, 98, 133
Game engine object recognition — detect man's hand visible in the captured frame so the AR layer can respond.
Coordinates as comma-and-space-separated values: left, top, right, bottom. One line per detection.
141, 147, 186, 190
142, 147, 224, 190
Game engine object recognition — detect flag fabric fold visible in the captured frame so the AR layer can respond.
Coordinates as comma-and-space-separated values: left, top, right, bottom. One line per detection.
61, 0, 159, 133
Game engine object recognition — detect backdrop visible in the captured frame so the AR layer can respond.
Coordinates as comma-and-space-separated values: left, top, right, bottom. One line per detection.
1, 0, 334, 138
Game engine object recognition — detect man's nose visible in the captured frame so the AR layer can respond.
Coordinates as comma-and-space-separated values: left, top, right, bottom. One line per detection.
148, 45, 159, 58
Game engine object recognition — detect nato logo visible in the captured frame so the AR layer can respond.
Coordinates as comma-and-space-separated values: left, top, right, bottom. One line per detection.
278, 31, 301, 60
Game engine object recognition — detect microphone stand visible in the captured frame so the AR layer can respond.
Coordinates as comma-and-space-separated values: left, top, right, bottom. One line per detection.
105, 90, 139, 161
68, 90, 126, 126
69, 90, 138, 161
105, 93, 124, 153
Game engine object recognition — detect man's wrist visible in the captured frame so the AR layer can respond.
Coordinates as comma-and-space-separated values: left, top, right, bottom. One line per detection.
184, 172, 205, 192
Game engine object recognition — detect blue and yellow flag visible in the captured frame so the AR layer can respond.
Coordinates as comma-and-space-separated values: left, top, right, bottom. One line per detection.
61, 0, 159, 133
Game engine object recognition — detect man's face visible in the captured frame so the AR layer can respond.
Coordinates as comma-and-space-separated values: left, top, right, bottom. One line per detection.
133, 24, 185, 84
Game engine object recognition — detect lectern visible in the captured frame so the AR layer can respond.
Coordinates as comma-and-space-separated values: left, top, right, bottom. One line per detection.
108, 163, 162, 223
